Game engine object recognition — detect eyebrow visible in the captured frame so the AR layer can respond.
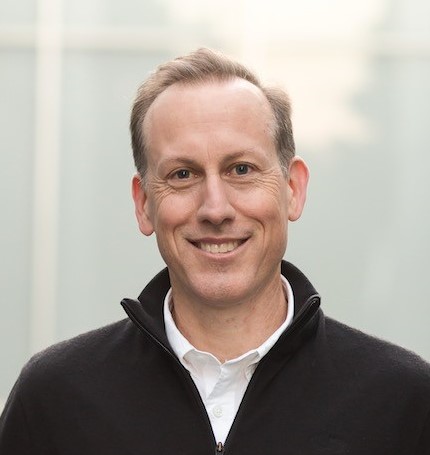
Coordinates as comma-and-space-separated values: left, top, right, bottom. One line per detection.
157, 149, 260, 170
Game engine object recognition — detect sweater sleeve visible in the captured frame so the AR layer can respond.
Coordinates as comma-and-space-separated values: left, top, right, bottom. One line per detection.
0, 380, 35, 454
416, 408, 430, 455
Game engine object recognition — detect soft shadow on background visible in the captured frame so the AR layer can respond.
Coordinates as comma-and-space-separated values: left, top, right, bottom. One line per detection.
1, 0, 429, 408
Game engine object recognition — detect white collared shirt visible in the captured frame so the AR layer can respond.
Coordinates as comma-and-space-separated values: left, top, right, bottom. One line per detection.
164, 276, 294, 444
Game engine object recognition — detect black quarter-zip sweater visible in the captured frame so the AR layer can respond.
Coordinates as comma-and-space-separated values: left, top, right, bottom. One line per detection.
1, 261, 430, 454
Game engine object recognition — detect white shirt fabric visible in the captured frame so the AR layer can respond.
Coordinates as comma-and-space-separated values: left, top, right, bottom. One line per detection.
164, 276, 294, 444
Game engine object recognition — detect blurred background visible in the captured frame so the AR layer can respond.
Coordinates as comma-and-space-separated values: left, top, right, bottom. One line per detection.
1, 0, 430, 409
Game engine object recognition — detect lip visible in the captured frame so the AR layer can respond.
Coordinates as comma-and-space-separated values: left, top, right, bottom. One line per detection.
188, 237, 249, 255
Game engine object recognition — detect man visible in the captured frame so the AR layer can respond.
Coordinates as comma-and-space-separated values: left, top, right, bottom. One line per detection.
0, 48, 429, 454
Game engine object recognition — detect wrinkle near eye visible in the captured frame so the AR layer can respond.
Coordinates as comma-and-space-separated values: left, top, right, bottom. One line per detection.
147, 165, 285, 205
148, 176, 179, 204
252, 168, 286, 198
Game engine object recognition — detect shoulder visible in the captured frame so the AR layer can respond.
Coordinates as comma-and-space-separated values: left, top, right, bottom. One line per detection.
323, 316, 430, 388
17, 319, 139, 392
28, 318, 133, 362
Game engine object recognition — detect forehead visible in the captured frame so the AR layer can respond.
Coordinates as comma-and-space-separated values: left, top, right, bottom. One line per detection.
143, 78, 275, 146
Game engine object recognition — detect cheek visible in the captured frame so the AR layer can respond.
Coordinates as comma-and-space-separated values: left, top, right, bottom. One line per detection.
235, 186, 289, 223
151, 194, 197, 232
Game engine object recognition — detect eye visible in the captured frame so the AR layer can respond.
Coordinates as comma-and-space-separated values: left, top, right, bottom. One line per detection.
234, 164, 250, 175
175, 169, 191, 179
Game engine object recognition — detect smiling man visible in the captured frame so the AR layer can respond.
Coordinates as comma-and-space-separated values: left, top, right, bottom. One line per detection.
132, 78, 308, 365
1, 49, 429, 454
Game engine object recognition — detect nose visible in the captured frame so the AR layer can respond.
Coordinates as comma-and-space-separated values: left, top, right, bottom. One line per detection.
196, 175, 236, 225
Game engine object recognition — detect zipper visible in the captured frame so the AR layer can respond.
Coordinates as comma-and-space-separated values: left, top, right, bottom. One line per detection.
121, 301, 217, 448
123, 293, 320, 455
215, 442, 224, 453
220, 294, 320, 451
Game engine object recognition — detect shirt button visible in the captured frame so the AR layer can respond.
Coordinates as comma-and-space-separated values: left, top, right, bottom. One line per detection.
212, 405, 223, 418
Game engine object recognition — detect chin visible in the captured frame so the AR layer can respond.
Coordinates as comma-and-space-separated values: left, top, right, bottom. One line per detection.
191, 276, 252, 306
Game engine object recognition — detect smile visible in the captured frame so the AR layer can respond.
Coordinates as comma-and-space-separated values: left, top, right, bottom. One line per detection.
194, 240, 245, 254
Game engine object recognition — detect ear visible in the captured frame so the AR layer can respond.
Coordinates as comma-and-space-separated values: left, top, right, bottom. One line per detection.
286, 157, 309, 221
132, 174, 154, 236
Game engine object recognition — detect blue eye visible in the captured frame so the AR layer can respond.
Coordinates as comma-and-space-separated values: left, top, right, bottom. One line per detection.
175, 169, 190, 179
235, 164, 249, 175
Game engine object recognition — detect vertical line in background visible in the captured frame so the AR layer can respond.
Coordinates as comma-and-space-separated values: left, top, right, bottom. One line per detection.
30, 0, 63, 353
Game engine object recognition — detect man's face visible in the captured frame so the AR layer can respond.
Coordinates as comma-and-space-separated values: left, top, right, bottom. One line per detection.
132, 79, 308, 307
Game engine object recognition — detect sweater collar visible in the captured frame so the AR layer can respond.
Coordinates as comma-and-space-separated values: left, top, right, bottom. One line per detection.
121, 261, 321, 356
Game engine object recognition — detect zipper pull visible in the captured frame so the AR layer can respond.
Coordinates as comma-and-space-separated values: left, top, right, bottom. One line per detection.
215, 442, 224, 453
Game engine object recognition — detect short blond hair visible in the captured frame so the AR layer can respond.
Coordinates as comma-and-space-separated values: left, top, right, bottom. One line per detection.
130, 48, 295, 179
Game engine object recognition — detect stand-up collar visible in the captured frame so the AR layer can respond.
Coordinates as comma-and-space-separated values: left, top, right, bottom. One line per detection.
121, 261, 321, 358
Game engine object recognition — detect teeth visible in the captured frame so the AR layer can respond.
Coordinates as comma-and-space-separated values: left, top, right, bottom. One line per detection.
199, 241, 240, 254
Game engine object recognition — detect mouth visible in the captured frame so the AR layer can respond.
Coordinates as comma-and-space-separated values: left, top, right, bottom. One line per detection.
191, 239, 247, 254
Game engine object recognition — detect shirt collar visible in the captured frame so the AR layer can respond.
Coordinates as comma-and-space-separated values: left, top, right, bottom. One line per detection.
164, 275, 295, 365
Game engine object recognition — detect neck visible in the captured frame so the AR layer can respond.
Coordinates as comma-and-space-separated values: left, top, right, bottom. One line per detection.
170, 279, 287, 363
